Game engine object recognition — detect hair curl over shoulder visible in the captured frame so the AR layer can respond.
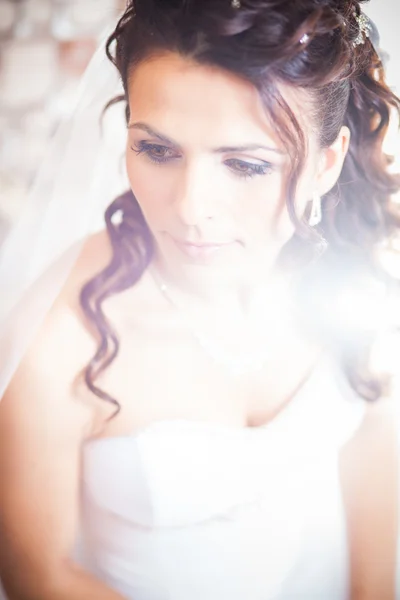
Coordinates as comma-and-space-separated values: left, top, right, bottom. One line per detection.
81, 0, 400, 416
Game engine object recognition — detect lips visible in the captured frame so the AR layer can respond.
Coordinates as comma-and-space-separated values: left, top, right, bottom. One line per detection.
177, 239, 232, 248
170, 236, 236, 260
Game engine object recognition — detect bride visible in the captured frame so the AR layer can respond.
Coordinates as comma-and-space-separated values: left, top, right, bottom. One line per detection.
0, 0, 399, 598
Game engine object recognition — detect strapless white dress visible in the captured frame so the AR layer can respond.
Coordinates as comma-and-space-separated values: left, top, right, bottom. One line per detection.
1, 356, 395, 600
76, 356, 368, 600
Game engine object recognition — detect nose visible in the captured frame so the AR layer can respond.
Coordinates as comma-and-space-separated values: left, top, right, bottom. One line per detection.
172, 161, 218, 226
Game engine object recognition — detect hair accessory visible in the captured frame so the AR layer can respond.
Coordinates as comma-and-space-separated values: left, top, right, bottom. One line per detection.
299, 33, 310, 45
353, 10, 372, 47
231, 0, 241, 8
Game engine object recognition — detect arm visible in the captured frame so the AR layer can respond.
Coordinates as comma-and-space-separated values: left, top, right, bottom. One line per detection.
0, 297, 125, 600
340, 397, 399, 600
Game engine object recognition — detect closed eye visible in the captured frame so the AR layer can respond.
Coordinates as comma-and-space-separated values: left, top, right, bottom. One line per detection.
131, 141, 274, 179
224, 158, 274, 179
131, 141, 180, 164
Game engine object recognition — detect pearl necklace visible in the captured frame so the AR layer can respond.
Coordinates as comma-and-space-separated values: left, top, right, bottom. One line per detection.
151, 267, 291, 376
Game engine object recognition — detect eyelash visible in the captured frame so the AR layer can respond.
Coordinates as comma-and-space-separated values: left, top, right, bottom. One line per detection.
131, 141, 274, 180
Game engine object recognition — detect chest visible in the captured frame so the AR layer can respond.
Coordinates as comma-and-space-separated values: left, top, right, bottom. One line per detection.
93, 317, 319, 437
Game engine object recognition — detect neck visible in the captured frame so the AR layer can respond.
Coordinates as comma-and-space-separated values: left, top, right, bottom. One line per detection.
151, 254, 292, 322
150, 254, 318, 377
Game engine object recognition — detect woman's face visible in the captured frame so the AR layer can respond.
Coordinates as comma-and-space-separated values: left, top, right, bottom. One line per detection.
126, 53, 340, 284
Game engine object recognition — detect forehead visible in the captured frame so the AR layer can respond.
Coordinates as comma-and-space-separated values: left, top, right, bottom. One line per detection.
126, 52, 314, 149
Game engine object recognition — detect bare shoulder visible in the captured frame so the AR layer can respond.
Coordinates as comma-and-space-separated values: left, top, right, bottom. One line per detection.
64, 228, 113, 305
0, 229, 114, 437
340, 395, 399, 467
342, 394, 398, 447
339, 396, 399, 599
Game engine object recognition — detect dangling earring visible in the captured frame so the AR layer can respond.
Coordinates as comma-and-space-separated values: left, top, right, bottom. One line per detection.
309, 190, 322, 227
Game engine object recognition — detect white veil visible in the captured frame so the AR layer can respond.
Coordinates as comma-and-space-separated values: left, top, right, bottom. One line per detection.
0, 30, 129, 398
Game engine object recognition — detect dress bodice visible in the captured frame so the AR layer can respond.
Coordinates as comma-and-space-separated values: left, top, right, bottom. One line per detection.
77, 355, 366, 599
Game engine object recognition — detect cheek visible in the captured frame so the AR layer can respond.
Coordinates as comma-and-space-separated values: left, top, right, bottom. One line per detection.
237, 175, 293, 243
126, 151, 171, 222
258, 168, 316, 243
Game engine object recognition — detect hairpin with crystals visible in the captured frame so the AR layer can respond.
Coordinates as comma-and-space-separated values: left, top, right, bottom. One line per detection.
352, 10, 372, 47
232, 1, 371, 49
299, 10, 371, 48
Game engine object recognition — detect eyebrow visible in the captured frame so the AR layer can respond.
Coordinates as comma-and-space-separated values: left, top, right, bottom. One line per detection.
128, 122, 284, 155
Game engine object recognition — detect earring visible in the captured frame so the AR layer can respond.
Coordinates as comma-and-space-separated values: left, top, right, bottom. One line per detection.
309, 190, 322, 227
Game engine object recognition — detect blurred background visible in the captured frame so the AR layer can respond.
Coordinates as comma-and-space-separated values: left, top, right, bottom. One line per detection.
0, 0, 124, 243
0, 0, 400, 388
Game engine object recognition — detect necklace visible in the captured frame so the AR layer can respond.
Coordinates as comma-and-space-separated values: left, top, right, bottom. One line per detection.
150, 267, 291, 376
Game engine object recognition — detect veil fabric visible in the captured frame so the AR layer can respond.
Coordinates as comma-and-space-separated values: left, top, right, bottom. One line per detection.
0, 31, 128, 397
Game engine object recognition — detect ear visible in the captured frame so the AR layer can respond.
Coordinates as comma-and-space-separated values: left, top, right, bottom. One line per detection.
316, 126, 351, 195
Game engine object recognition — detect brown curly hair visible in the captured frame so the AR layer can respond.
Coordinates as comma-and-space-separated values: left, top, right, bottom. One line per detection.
80, 0, 400, 416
